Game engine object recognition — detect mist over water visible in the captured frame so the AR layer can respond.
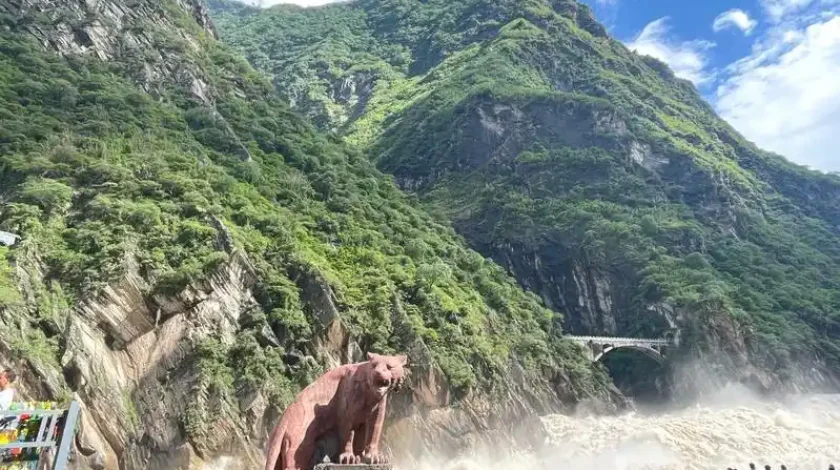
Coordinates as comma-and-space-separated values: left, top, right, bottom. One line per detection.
541, 389, 840, 469
418, 386, 840, 470
236, 365, 840, 470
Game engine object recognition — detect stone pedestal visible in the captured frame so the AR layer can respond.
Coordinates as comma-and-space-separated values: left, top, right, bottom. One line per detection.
314, 465, 393, 470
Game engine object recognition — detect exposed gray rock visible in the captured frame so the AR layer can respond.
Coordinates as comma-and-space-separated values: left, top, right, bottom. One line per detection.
330, 71, 377, 130
1, 0, 215, 104
0, 243, 268, 470
295, 267, 348, 369
593, 110, 628, 136
76, 256, 153, 349
258, 322, 281, 348
569, 262, 617, 335
492, 246, 621, 336
629, 140, 669, 171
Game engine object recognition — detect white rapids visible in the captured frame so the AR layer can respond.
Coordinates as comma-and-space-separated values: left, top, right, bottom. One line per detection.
429, 388, 840, 470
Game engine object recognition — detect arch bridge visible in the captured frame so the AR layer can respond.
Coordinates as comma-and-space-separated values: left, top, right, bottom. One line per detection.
566, 335, 675, 364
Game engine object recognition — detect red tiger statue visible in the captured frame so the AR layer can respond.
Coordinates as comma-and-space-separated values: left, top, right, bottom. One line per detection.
264, 353, 408, 470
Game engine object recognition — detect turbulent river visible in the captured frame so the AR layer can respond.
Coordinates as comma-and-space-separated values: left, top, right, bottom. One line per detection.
208, 387, 840, 470
433, 387, 840, 470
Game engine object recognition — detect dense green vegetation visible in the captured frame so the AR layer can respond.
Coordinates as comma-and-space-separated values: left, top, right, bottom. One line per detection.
212, 0, 840, 384
0, 247, 19, 307
0, 0, 610, 431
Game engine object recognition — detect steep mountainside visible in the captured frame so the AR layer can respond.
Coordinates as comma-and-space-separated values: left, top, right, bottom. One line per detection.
0, 1, 613, 469
211, 0, 840, 392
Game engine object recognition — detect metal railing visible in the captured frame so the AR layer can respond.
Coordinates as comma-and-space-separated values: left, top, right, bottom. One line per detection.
566, 335, 672, 346
0, 401, 80, 470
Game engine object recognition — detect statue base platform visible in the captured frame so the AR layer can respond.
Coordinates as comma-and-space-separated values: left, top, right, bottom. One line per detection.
314, 465, 393, 470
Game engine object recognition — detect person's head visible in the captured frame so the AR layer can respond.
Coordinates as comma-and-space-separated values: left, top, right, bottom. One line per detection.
0, 370, 14, 390
829, 465, 835, 470
0, 369, 15, 389
781, 465, 787, 470
750, 464, 756, 470
765, 466, 771, 470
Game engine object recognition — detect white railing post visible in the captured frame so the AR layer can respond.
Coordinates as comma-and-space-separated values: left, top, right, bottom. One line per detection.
51, 401, 80, 470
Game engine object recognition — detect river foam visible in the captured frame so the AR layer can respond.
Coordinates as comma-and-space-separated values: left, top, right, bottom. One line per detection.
420, 387, 840, 470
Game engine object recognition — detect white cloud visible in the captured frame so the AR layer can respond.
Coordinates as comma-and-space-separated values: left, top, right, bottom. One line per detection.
761, 0, 817, 21
626, 18, 716, 85
713, 9, 758, 35
715, 15, 840, 172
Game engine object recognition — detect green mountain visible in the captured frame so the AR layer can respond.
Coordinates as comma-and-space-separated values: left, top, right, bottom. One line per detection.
0, 1, 610, 468
211, 0, 840, 390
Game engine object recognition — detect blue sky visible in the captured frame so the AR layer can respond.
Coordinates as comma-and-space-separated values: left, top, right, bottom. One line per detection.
586, 0, 840, 173
240, 0, 840, 173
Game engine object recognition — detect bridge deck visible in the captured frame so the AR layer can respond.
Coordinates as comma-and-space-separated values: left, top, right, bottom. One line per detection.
566, 335, 671, 346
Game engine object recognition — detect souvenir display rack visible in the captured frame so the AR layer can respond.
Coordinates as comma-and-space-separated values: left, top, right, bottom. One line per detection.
0, 401, 80, 470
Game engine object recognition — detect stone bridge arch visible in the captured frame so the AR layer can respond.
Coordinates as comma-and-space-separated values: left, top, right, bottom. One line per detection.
565, 335, 674, 364
593, 344, 665, 365
567, 334, 675, 403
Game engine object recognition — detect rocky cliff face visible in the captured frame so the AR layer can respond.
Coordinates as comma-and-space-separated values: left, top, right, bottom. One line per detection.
2, 241, 615, 470
3, 0, 215, 100
2, 232, 269, 469
411, 91, 840, 394
1, 0, 254, 163
210, 0, 840, 396
0, 1, 617, 469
